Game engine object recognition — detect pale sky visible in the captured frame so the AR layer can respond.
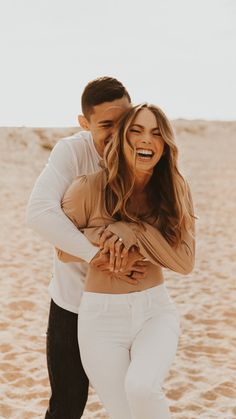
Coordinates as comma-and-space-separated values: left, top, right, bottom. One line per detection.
0, 0, 235, 126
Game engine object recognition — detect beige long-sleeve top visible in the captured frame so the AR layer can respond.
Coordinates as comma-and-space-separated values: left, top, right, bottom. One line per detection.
57, 170, 195, 293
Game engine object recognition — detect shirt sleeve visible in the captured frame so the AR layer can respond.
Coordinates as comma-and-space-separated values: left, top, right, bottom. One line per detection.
105, 190, 195, 275
26, 139, 99, 262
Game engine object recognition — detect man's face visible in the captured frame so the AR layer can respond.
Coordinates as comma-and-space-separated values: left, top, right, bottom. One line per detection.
83, 97, 131, 156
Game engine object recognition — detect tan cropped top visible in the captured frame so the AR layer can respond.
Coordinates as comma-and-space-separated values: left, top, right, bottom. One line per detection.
57, 170, 195, 294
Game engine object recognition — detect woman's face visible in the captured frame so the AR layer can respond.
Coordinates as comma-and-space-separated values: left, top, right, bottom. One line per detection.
124, 108, 165, 176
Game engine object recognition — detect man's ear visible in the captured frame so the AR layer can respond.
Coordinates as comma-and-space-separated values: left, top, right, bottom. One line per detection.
78, 115, 90, 130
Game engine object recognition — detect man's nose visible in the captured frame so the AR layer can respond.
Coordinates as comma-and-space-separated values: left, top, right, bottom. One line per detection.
106, 126, 115, 139
110, 125, 116, 135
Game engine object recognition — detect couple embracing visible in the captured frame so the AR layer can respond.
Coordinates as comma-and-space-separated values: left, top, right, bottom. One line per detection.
27, 76, 195, 419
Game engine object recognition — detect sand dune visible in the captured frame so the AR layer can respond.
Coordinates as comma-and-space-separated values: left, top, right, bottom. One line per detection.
0, 121, 236, 418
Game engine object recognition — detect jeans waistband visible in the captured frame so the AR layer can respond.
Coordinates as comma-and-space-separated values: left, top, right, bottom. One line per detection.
81, 283, 171, 305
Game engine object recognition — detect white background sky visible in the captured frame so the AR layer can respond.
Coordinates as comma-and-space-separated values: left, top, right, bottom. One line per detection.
0, 0, 235, 126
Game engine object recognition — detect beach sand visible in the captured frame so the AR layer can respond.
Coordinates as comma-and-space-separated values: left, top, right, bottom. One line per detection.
0, 121, 236, 418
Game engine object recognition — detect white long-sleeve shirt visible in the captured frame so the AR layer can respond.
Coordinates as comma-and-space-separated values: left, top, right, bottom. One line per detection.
26, 131, 101, 313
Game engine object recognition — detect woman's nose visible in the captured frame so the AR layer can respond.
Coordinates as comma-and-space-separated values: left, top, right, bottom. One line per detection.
141, 134, 152, 144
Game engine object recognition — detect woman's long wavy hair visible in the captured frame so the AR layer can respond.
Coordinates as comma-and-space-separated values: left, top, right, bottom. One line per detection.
103, 103, 193, 246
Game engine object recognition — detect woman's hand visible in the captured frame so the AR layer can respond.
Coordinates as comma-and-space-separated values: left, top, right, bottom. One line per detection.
95, 233, 151, 284
89, 247, 140, 285
99, 230, 129, 272
99, 231, 150, 276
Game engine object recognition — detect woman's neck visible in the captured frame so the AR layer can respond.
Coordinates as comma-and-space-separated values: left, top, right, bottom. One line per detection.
130, 176, 151, 213
133, 173, 151, 194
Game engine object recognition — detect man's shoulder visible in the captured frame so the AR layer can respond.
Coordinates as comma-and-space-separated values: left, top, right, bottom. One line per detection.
59, 130, 92, 149
49, 130, 100, 175
51, 130, 95, 164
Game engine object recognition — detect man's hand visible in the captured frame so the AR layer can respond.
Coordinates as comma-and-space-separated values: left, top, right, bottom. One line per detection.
99, 230, 151, 279
92, 235, 151, 283
128, 260, 150, 280
90, 249, 140, 285
121, 248, 150, 280
89, 251, 111, 272
115, 258, 150, 285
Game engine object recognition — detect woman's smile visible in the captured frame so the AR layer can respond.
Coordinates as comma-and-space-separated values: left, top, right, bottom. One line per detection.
136, 148, 154, 160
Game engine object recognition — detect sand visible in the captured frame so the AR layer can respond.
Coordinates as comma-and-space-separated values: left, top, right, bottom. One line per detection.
0, 121, 236, 419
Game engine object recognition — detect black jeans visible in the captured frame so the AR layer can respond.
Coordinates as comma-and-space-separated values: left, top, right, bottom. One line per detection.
45, 300, 89, 419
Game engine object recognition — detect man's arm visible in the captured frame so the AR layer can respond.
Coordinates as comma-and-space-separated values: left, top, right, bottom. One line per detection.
26, 138, 99, 263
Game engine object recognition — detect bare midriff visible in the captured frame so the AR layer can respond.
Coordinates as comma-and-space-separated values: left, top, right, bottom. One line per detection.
85, 263, 164, 294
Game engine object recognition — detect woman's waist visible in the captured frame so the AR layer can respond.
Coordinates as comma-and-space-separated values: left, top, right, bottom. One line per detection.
84, 264, 164, 294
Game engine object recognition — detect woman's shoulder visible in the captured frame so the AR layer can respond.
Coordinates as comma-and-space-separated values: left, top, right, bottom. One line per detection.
69, 170, 106, 193
62, 170, 106, 218
85, 169, 106, 187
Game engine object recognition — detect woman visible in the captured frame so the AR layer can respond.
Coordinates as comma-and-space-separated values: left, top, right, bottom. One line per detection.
57, 103, 195, 418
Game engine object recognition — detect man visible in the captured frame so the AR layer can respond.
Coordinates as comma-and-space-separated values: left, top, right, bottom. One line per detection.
26, 77, 148, 419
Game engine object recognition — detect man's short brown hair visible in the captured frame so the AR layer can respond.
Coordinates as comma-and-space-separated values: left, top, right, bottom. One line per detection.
81, 76, 131, 119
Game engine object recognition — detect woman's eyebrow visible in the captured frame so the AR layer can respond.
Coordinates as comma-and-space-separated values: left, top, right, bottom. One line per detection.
130, 124, 143, 129
130, 123, 160, 131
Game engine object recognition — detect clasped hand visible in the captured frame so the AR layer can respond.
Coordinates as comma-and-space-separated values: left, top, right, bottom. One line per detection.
90, 231, 149, 283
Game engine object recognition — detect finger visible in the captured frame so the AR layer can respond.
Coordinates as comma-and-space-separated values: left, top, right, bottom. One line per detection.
93, 253, 112, 271
95, 265, 111, 272
109, 236, 119, 271
120, 247, 129, 271
131, 271, 147, 280
100, 239, 111, 254
101, 234, 119, 255
99, 231, 113, 249
99, 231, 107, 248
100, 245, 110, 254
119, 275, 139, 285
114, 241, 124, 272
90, 251, 108, 266
106, 234, 119, 246
132, 260, 149, 267
130, 266, 146, 274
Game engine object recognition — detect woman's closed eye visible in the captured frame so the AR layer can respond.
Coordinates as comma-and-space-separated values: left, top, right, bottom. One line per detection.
130, 129, 141, 134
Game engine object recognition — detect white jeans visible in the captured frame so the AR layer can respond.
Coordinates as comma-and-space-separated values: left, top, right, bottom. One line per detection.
78, 284, 180, 419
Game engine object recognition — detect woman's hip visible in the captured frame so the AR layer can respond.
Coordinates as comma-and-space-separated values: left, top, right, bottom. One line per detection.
78, 283, 180, 330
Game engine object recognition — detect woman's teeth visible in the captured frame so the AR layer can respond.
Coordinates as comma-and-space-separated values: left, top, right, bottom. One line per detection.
136, 149, 154, 158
